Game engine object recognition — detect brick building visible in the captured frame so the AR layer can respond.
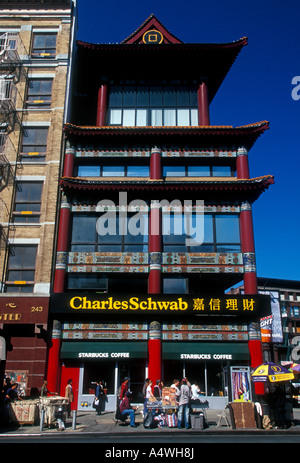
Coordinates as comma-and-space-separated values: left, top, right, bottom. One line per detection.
0, 0, 76, 396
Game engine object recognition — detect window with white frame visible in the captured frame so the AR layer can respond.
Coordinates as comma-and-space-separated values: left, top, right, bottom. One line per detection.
108, 83, 198, 127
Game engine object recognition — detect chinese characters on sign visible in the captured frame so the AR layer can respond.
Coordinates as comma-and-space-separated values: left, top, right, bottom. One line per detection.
193, 297, 256, 313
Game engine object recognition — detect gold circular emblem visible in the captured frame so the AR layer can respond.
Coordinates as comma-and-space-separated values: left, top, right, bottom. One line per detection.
142, 30, 163, 44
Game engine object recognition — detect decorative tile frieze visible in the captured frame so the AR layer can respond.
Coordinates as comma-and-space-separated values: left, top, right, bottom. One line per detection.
70, 203, 240, 213
74, 148, 151, 157
68, 252, 148, 265
162, 252, 243, 265
63, 323, 148, 330
162, 148, 237, 157
162, 323, 248, 331
162, 266, 243, 274
162, 331, 248, 341
67, 265, 149, 273
62, 331, 148, 340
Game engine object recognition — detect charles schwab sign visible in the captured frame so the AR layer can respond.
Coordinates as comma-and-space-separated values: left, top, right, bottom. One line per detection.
50, 293, 270, 318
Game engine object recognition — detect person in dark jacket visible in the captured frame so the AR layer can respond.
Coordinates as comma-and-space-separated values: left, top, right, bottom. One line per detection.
120, 391, 137, 427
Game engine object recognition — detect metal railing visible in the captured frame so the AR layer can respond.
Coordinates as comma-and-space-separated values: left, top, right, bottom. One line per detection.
0, 32, 23, 64
0, 78, 17, 111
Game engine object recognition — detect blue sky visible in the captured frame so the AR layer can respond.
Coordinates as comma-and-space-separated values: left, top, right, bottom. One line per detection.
76, 0, 300, 282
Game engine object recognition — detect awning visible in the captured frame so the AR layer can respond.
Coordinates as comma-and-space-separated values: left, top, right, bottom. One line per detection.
163, 342, 250, 361
61, 341, 147, 360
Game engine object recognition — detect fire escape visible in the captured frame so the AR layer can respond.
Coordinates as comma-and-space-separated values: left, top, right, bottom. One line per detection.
0, 32, 27, 251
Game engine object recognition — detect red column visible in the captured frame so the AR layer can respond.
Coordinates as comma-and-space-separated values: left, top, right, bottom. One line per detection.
63, 145, 75, 178
148, 322, 162, 387
96, 84, 107, 126
240, 201, 264, 394
240, 201, 258, 294
53, 194, 71, 293
237, 147, 250, 179
197, 81, 210, 126
150, 146, 162, 180
46, 321, 62, 393
148, 200, 162, 294
148, 199, 162, 383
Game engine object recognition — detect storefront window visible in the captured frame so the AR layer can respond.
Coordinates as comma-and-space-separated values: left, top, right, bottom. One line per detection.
82, 360, 115, 394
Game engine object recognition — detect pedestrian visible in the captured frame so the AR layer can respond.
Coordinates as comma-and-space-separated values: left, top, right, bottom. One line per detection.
95, 380, 105, 415
191, 382, 202, 401
119, 377, 130, 402
170, 379, 181, 402
177, 379, 192, 429
3, 383, 23, 424
40, 380, 57, 397
119, 391, 137, 427
142, 378, 150, 416
273, 384, 287, 428
154, 379, 163, 399
65, 379, 74, 417
146, 379, 155, 403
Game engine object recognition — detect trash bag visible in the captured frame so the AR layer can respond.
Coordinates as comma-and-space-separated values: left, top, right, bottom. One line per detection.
143, 410, 156, 428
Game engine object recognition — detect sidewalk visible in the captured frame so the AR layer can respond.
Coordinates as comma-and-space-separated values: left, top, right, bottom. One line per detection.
1, 408, 300, 435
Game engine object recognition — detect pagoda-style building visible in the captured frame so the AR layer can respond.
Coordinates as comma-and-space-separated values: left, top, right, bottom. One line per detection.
48, 15, 273, 410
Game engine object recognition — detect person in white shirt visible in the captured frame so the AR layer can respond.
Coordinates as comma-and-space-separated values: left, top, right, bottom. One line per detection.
191, 382, 202, 400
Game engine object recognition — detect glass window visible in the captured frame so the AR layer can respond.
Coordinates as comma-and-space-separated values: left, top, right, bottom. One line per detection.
163, 277, 188, 294
71, 215, 97, 243
109, 86, 122, 106
21, 127, 48, 161
136, 109, 147, 126
212, 166, 232, 177
123, 86, 135, 106
163, 165, 185, 177
163, 86, 176, 106
13, 182, 43, 223
32, 33, 57, 58
163, 212, 186, 244
136, 86, 149, 106
127, 165, 149, 177
68, 274, 108, 291
204, 215, 214, 243
151, 109, 162, 126
150, 86, 162, 106
109, 109, 122, 125
177, 109, 190, 126
215, 215, 240, 243
187, 166, 210, 176
26, 79, 52, 109
71, 214, 148, 252
164, 109, 176, 126
5, 245, 37, 293
123, 109, 135, 126
102, 166, 125, 176
177, 86, 190, 106
77, 165, 100, 177
190, 109, 198, 126
108, 84, 198, 127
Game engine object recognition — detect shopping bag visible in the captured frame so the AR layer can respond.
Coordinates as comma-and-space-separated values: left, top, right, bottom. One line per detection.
92, 397, 99, 409
165, 412, 177, 427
